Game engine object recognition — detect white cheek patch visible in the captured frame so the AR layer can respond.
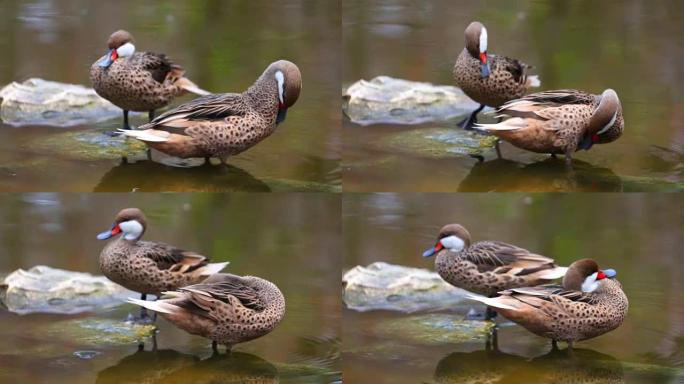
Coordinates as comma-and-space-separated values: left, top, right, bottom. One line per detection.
479, 27, 488, 53
119, 219, 143, 240
596, 111, 618, 135
275, 70, 285, 104
440, 235, 465, 252
581, 272, 600, 293
116, 42, 136, 58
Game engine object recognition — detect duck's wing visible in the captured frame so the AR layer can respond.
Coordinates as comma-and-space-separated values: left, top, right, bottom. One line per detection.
466, 241, 563, 277
490, 55, 535, 85
140, 93, 248, 133
139, 241, 209, 273
497, 89, 595, 120
178, 274, 264, 312
135, 52, 181, 84
502, 284, 595, 306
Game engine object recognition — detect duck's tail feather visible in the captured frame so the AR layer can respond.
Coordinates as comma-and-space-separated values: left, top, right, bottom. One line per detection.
537, 266, 568, 280
176, 77, 211, 96
118, 128, 170, 142
126, 298, 178, 314
200, 261, 230, 276
465, 293, 518, 310
526, 75, 541, 88
475, 117, 527, 131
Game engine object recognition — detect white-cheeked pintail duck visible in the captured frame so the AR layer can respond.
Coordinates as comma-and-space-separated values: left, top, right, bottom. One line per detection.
476, 89, 624, 166
119, 60, 302, 165
467, 258, 628, 350
90, 30, 209, 130
423, 224, 567, 319
128, 273, 285, 352
453, 21, 540, 130
97, 208, 228, 321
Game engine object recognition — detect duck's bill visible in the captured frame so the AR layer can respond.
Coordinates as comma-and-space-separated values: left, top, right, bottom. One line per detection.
422, 247, 437, 258
97, 224, 121, 240
604, 269, 617, 278
97, 49, 115, 67
480, 62, 491, 78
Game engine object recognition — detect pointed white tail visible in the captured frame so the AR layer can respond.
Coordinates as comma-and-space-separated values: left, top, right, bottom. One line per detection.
126, 298, 178, 314
200, 261, 230, 276
537, 266, 568, 280
465, 293, 518, 310
119, 129, 170, 142
527, 75, 541, 88
176, 77, 211, 96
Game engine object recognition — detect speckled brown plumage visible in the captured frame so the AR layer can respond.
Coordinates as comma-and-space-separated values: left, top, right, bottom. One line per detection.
453, 21, 539, 108
477, 89, 624, 164
425, 224, 567, 297
89, 30, 207, 129
98, 208, 228, 295
128, 273, 286, 348
473, 259, 628, 344
120, 60, 302, 164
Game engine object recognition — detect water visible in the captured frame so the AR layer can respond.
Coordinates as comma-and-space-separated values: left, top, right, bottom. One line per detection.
343, 193, 684, 383
0, 0, 341, 192
0, 193, 341, 383
343, 0, 684, 192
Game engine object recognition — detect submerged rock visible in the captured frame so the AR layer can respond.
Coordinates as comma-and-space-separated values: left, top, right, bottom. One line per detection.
343, 262, 468, 313
38, 318, 156, 347
0, 78, 124, 127
378, 127, 497, 158
0, 265, 134, 315
376, 314, 495, 345
343, 76, 481, 125
29, 130, 148, 162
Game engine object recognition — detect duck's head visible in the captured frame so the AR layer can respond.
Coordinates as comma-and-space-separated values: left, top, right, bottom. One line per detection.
262, 60, 301, 124
97, 207, 147, 241
580, 89, 624, 150
422, 224, 472, 258
563, 258, 618, 293
97, 30, 136, 68
464, 21, 490, 78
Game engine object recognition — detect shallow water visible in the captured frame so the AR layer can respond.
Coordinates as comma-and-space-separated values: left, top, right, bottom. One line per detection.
0, 1, 340, 192
343, 193, 684, 383
343, 0, 684, 192
0, 193, 341, 383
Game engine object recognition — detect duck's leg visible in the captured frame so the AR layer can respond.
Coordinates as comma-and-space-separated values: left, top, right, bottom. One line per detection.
457, 104, 485, 130
148, 110, 155, 121
219, 155, 229, 166
139, 293, 148, 319
485, 307, 498, 320
551, 339, 559, 350
123, 110, 131, 130
212, 340, 218, 353
204, 156, 212, 166
494, 140, 502, 159
567, 340, 574, 352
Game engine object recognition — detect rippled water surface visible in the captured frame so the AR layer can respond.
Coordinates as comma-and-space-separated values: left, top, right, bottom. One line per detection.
343, 0, 684, 192
343, 193, 684, 383
0, 1, 340, 192
0, 193, 341, 383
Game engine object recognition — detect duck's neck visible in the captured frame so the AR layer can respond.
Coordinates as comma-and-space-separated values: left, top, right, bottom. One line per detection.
244, 74, 279, 115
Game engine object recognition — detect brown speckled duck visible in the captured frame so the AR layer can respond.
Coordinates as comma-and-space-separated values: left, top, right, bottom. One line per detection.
97, 208, 229, 321
422, 224, 567, 319
467, 259, 627, 350
453, 21, 540, 130
128, 273, 286, 352
120, 60, 302, 165
476, 89, 624, 166
90, 30, 209, 130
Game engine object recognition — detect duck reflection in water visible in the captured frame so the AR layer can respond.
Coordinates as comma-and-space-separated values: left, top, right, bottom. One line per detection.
434, 346, 624, 384
458, 157, 622, 192
94, 159, 270, 192
96, 335, 279, 384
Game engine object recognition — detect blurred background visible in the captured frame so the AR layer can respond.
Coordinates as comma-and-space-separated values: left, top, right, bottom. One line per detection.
0, 193, 341, 383
343, 193, 683, 383
343, 0, 684, 192
0, 0, 340, 192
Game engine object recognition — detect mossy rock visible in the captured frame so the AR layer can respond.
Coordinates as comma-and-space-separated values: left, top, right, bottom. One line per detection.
37, 318, 156, 347
378, 127, 497, 158
29, 130, 147, 161
374, 314, 495, 346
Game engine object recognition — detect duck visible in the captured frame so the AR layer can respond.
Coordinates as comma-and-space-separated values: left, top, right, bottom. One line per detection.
475, 89, 624, 166
422, 223, 567, 319
97, 208, 229, 321
466, 258, 628, 350
119, 60, 302, 165
453, 21, 540, 131
127, 273, 286, 352
90, 30, 209, 131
